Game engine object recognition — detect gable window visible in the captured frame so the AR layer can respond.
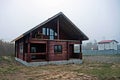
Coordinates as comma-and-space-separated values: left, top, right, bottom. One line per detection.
50, 36, 54, 40
54, 45, 62, 53
47, 28, 49, 35
42, 28, 46, 35
50, 29, 54, 40
50, 29, 54, 35
55, 32, 57, 36
42, 27, 57, 40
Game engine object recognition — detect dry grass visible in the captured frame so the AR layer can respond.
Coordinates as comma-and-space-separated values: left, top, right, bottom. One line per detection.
0, 56, 120, 80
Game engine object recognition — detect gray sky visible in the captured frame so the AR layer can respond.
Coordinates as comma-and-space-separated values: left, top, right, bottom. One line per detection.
0, 0, 120, 43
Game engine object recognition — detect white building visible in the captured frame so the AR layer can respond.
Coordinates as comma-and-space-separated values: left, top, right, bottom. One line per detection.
98, 40, 118, 50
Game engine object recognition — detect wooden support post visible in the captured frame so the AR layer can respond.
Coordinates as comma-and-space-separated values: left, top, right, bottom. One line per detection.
15, 42, 16, 57
46, 41, 49, 61
79, 41, 82, 59
67, 41, 69, 60
30, 33, 32, 39
27, 43, 31, 62
57, 19, 60, 39
23, 40, 25, 61
17, 42, 19, 58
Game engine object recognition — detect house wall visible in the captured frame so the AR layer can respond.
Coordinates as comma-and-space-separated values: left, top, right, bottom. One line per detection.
98, 41, 118, 50
15, 32, 82, 62
16, 41, 24, 60
48, 41, 68, 61
98, 44, 104, 50
48, 40, 80, 61
110, 41, 118, 50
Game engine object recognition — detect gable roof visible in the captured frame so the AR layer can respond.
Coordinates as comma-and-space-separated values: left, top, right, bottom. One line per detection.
12, 12, 89, 42
98, 40, 118, 44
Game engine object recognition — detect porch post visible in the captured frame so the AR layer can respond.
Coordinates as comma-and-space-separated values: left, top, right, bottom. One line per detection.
46, 41, 49, 61
27, 43, 31, 62
15, 42, 16, 57
67, 41, 69, 60
57, 19, 60, 39
30, 33, 32, 39
17, 42, 19, 58
79, 41, 82, 59
23, 40, 25, 61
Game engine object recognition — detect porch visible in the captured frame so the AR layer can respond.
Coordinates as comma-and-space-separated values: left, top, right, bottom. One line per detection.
26, 42, 48, 62
24, 39, 82, 62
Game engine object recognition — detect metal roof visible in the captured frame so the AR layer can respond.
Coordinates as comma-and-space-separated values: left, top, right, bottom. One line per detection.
98, 40, 118, 44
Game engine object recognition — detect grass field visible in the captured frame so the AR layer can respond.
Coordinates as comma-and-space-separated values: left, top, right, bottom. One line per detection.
0, 55, 120, 80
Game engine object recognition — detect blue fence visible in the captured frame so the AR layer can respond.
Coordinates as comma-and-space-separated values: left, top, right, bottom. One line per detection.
82, 50, 120, 55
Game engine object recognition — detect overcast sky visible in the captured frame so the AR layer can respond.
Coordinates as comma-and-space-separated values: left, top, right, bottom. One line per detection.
0, 0, 120, 43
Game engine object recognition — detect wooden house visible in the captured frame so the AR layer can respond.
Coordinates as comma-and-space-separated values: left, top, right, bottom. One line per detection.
12, 12, 88, 66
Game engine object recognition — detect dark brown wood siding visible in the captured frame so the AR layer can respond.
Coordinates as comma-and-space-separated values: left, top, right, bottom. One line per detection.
48, 41, 67, 61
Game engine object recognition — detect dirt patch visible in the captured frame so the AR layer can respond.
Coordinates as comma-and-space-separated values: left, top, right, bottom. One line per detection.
0, 62, 98, 80
0, 56, 120, 80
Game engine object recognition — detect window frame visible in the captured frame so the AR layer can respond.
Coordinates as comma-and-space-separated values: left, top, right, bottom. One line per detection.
42, 28, 46, 35
42, 27, 57, 40
31, 47, 36, 53
19, 45, 23, 54
54, 45, 62, 53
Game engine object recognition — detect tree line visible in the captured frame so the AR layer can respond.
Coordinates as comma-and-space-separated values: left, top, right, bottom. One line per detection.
0, 39, 119, 56
0, 39, 14, 56
82, 40, 98, 50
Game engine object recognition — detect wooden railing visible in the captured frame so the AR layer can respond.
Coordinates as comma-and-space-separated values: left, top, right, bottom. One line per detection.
30, 52, 46, 55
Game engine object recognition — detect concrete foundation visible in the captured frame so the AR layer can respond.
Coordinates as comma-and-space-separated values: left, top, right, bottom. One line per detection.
15, 57, 82, 66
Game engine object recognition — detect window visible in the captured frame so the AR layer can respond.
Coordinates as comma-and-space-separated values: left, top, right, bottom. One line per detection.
47, 28, 49, 35
74, 44, 80, 53
31, 47, 36, 53
50, 35, 54, 40
50, 29, 54, 35
50, 29, 54, 40
55, 32, 57, 36
42, 27, 57, 40
54, 45, 62, 53
19, 45, 23, 53
42, 28, 46, 35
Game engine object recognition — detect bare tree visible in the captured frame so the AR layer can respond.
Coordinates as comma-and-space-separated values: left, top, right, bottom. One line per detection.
0, 39, 14, 56
82, 40, 98, 50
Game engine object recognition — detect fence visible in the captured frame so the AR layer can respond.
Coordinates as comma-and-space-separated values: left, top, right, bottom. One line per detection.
82, 50, 120, 55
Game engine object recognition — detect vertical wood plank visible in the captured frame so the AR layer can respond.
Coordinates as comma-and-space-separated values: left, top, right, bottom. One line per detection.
57, 19, 60, 39
67, 41, 69, 60
27, 43, 31, 62
46, 41, 49, 61
79, 41, 82, 59
15, 42, 16, 57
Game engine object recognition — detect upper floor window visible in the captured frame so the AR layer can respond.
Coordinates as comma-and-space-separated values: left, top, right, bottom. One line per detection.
55, 32, 57, 36
42, 27, 57, 40
42, 28, 46, 35
47, 28, 49, 35
50, 36, 54, 40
